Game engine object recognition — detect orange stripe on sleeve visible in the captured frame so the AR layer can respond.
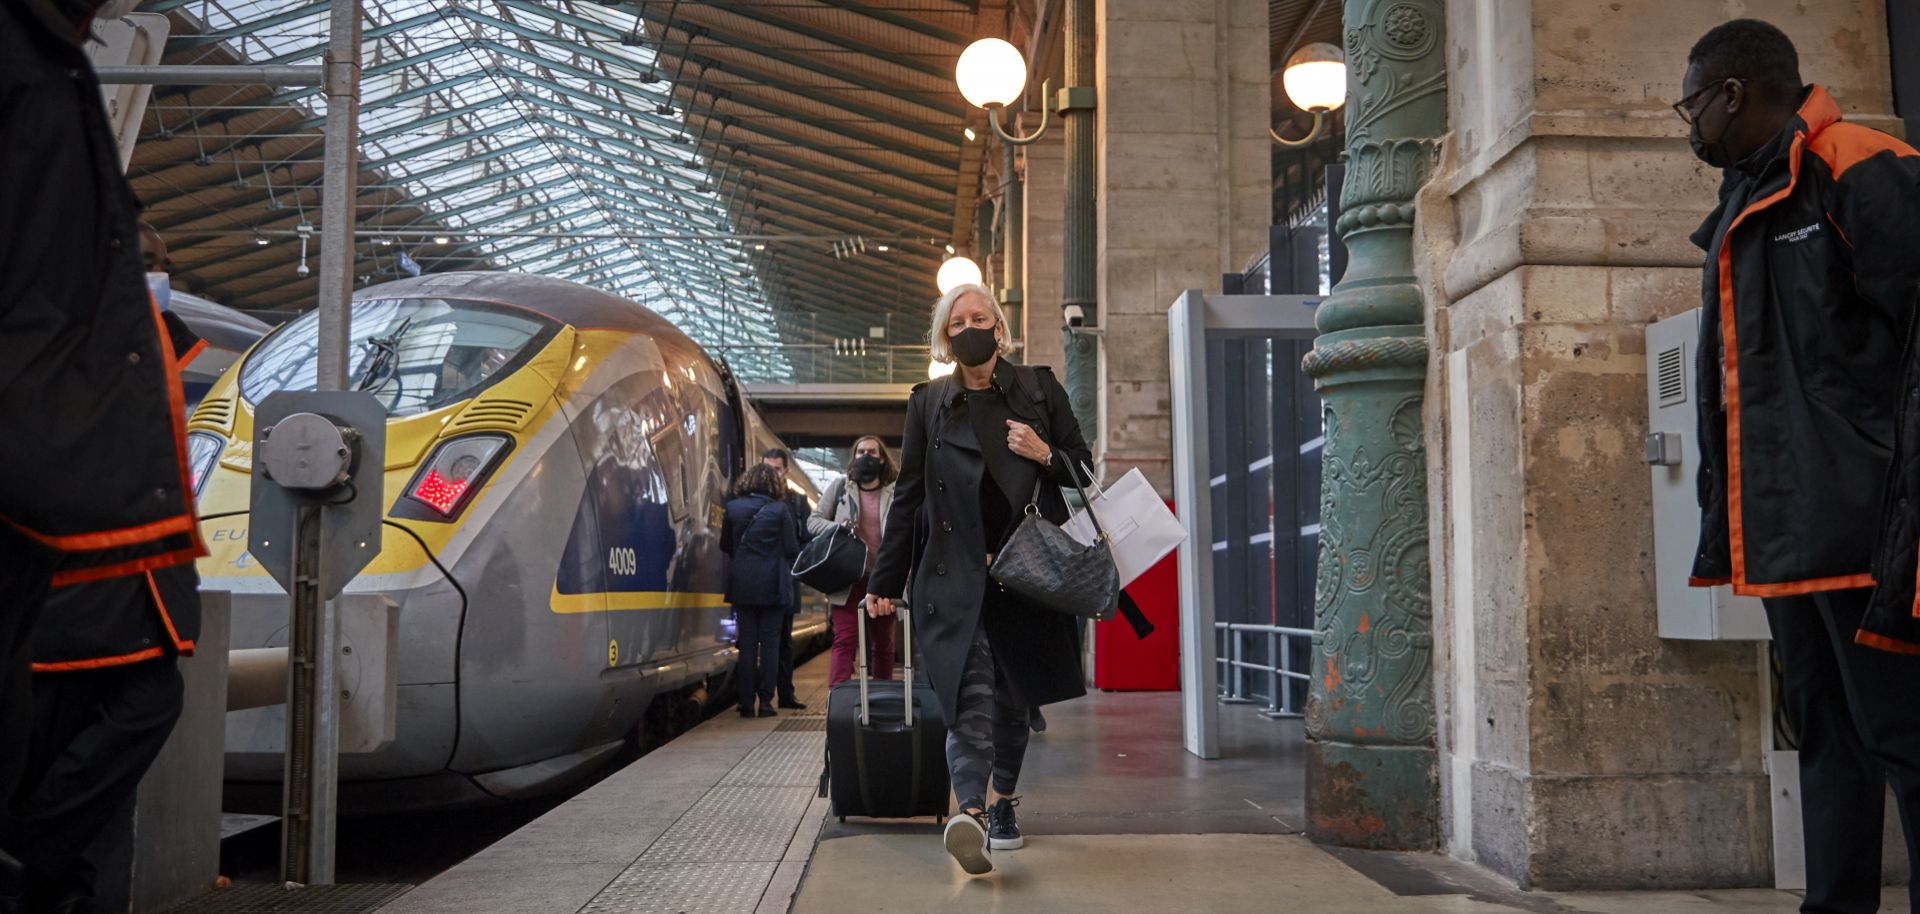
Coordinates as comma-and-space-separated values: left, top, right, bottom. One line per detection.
48, 546, 202, 588
1855, 630, 1920, 655
31, 647, 165, 673
1732, 573, 1876, 598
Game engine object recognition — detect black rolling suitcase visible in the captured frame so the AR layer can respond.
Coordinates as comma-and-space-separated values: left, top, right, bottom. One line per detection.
822, 604, 949, 822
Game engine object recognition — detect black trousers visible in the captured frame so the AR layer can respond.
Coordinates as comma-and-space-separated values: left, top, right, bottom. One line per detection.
1, 657, 182, 901
734, 605, 783, 711
0, 528, 56, 833
777, 612, 797, 702
1765, 588, 1920, 914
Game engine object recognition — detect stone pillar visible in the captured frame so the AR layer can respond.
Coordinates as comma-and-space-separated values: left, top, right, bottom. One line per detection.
1300, 0, 1446, 851
1426, 0, 1902, 889
1094, 0, 1270, 493
1022, 130, 1067, 372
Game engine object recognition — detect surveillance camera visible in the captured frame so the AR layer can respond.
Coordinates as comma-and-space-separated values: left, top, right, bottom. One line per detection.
296, 263, 311, 278
1063, 304, 1086, 327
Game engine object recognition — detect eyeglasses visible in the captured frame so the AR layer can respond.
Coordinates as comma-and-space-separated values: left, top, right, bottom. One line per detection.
1673, 78, 1744, 125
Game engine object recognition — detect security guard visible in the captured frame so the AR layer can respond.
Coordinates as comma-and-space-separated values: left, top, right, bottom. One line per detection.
1681, 19, 1920, 914
1, 1, 206, 910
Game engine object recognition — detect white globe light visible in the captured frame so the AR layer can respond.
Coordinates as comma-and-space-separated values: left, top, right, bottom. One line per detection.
955, 38, 1028, 109
936, 256, 983, 294
1281, 43, 1347, 112
928, 359, 956, 379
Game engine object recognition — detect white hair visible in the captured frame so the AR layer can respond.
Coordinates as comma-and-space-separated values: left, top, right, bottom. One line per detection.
928, 283, 1014, 364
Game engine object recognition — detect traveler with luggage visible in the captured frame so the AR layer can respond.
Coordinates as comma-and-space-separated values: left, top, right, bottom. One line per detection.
721, 464, 800, 719
808, 436, 899, 686
865, 282, 1094, 875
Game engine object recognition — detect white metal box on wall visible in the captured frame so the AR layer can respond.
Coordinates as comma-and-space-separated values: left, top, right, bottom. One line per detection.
1644, 309, 1769, 641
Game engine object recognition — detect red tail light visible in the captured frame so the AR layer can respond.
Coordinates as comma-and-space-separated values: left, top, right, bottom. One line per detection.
412, 469, 471, 515
403, 435, 509, 519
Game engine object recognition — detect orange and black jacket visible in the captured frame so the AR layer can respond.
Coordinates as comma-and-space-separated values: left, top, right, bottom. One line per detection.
1689, 86, 1920, 628
1, 0, 206, 581
31, 310, 204, 671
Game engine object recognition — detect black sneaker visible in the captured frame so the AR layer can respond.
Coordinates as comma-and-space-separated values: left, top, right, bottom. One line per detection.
778, 699, 808, 710
987, 797, 1023, 850
757, 706, 778, 718
943, 810, 993, 875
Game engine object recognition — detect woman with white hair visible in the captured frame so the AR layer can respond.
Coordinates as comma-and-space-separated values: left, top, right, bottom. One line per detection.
864, 283, 1092, 876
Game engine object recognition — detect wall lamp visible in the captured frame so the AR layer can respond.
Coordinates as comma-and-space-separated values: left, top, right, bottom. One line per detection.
955, 38, 1058, 146
936, 255, 982, 294
1271, 42, 1348, 148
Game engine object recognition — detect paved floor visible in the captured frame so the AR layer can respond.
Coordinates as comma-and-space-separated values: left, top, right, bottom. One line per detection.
376, 658, 837, 914
377, 654, 1907, 913
792, 693, 1907, 913
793, 831, 1908, 913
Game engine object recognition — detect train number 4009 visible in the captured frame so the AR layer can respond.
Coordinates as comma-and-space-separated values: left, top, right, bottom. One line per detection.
608, 547, 638, 577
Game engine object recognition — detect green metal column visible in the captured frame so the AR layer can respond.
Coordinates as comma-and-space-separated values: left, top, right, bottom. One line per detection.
1060, 0, 1098, 439
1301, 0, 1446, 850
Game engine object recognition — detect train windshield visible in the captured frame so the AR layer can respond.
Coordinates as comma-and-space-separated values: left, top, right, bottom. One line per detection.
239, 298, 555, 417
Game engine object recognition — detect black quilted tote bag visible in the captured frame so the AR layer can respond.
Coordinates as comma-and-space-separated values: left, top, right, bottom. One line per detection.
792, 524, 868, 594
989, 464, 1121, 621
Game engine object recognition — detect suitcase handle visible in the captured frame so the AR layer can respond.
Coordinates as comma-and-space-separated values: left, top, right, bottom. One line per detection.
856, 598, 913, 727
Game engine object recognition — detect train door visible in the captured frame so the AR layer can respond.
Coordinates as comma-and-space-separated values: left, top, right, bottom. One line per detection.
713, 355, 748, 480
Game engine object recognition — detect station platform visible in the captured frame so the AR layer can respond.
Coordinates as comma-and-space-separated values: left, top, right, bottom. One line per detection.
372, 655, 1904, 914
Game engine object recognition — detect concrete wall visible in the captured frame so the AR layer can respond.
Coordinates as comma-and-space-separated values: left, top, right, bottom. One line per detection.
1424, 0, 1901, 890
1022, 130, 1067, 373
1095, 0, 1270, 494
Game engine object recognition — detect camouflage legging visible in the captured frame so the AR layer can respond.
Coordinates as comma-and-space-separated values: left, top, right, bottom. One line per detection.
946, 624, 1032, 812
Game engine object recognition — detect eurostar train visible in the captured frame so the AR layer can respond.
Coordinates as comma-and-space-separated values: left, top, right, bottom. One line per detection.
189, 272, 826, 811
170, 290, 273, 409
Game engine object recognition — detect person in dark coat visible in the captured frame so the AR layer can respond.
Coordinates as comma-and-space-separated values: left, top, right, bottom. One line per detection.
866, 282, 1092, 876
760, 447, 810, 709
722, 464, 800, 719
1680, 21, 1920, 914
2, 3, 206, 911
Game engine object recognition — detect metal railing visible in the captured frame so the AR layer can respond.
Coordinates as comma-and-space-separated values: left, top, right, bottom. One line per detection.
1215, 622, 1312, 718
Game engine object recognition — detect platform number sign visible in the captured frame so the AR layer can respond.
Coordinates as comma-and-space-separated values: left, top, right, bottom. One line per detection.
608, 639, 619, 668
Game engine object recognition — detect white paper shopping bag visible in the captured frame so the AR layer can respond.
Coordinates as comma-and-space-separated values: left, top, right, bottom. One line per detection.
1061, 466, 1187, 587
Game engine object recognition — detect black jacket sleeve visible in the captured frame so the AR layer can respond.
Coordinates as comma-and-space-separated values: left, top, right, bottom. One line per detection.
720, 505, 737, 557
867, 387, 928, 599
778, 502, 799, 561
1037, 369, 1095, 488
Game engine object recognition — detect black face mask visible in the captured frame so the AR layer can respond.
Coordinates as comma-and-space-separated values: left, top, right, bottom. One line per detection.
849, 454, 884, 483
1690, 124, 1734, 169
949, 325, 999, 367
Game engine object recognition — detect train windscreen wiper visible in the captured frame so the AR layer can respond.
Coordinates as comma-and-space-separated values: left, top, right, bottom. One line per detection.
354, 317, 414, 394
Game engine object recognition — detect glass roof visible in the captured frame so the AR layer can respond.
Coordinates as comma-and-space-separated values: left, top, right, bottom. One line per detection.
150, 0, 789, 380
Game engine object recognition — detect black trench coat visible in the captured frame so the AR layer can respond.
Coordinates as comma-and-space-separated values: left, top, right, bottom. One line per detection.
868, 360, 1092, 720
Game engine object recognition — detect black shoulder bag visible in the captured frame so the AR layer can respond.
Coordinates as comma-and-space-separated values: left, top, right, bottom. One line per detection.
988, 464, 1121, 621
